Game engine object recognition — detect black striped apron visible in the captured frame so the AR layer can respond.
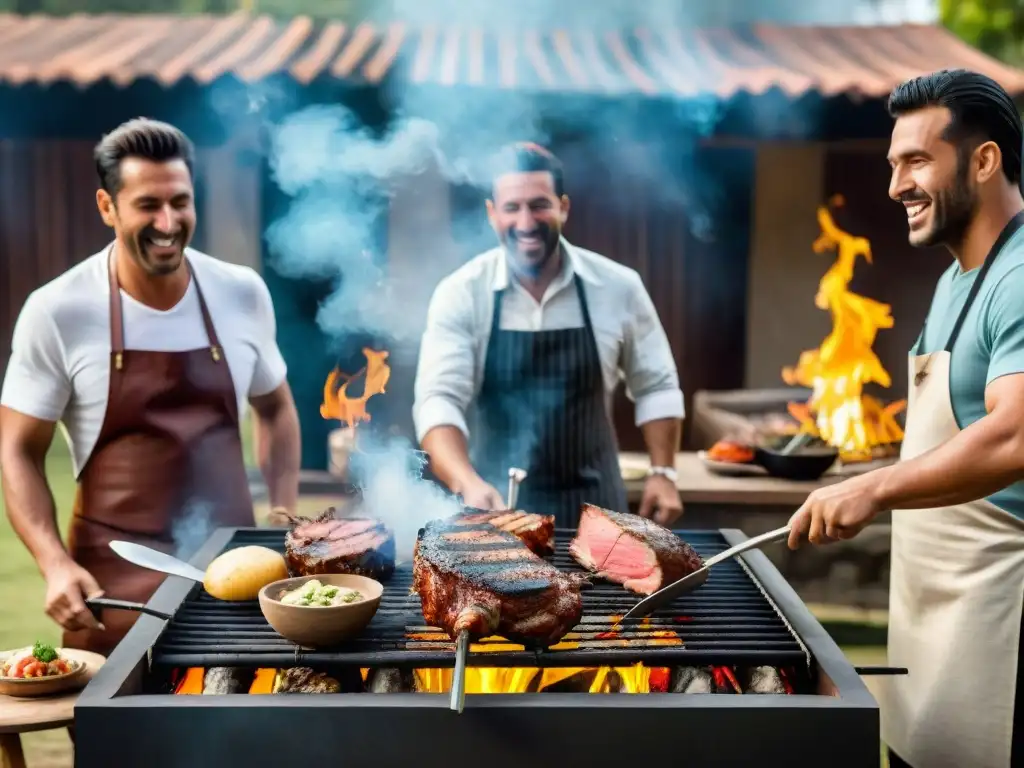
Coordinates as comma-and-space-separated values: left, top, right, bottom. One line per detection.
469, 273, 628, 527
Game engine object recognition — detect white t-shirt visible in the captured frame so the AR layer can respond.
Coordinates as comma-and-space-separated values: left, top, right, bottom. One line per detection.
0, 244, 288, 478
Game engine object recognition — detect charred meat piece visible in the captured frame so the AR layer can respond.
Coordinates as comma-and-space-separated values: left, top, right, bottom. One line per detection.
453, 507, 555, 555
285, 507, 395, 580
275, 667, 341, 694
569, 504, 704, 595
413, 518, 588, 647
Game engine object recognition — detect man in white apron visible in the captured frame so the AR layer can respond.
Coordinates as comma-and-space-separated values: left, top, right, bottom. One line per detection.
786, 69, 1024, 768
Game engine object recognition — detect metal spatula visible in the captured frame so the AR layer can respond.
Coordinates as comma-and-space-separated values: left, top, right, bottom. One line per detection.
108, 540, 207, 583
620, 525, 791, 620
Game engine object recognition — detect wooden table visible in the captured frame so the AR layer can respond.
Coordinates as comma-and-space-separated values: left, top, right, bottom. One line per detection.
0, 650, 105, 768
620, 451, 841, 506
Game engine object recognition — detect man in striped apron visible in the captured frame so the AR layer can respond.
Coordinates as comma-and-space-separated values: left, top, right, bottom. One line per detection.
787, 69, 1024, 767
414, 143, 685, 527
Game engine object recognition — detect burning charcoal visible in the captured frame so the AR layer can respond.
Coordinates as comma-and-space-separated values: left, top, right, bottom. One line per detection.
670, 666, 715, 693
539, 670, 601, 693
366, 667, 416, 693
669, 666, 716, 694
743, 666, 788, 695
275, 667, 341, 694
202, 667, 254, 695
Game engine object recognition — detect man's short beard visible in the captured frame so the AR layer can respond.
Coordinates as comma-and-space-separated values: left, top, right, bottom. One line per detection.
919, 148, 977, 249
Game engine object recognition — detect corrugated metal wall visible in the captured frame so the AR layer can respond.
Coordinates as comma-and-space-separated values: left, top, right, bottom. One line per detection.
0, 136, 753, 459
0, 137, 251, 381
0, 139, 112, 371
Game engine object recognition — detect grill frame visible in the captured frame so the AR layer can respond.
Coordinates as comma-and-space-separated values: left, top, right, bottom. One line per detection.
75, 526, 881, 768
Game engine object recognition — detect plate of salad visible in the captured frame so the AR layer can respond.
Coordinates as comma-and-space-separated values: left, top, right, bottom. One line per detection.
0, 641, 87, 697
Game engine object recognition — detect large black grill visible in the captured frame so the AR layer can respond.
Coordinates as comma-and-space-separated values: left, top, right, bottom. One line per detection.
150, 527, 808, 670
75, 525, 882, 768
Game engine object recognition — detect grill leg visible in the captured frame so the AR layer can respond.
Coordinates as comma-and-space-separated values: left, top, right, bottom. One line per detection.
0, 733, 26, 768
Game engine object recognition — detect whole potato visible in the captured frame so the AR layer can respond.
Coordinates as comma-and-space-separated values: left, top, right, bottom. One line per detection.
203, 546, 289, 601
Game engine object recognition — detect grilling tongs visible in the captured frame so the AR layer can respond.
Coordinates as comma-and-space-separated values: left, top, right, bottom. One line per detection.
620, 525, 791, 620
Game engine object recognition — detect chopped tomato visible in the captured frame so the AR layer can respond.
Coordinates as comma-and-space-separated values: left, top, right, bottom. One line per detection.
12, 657, 34, 678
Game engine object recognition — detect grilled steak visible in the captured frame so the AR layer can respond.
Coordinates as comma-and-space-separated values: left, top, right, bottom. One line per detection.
568, 504, 704, 595
285, 507, 395, 580
413, 517, 587, 647
455, 507, 555, 555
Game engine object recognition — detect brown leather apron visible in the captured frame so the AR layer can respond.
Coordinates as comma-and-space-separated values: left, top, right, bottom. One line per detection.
62, 249, 255, 656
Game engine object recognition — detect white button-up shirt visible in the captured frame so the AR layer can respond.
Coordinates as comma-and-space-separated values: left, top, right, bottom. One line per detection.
412, 239, 685, 443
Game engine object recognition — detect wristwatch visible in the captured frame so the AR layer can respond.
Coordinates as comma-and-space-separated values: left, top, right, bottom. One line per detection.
646, 465, 679, 483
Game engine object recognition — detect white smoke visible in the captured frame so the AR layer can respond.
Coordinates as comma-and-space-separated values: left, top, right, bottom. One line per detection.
171, 499, 216, 561
351, 434, 463, 563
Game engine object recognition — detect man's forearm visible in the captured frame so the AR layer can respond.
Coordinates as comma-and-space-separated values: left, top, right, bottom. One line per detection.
421, 425, 479, 493
874, 415, 1024, 510
640, 417, 682, 467
0, 452, 68, 576
254, 406, 301, 512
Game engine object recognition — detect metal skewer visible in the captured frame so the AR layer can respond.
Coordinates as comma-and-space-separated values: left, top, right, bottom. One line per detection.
450, 630, 469, 713
507, 467, 526, 509
450, 467, 527, 713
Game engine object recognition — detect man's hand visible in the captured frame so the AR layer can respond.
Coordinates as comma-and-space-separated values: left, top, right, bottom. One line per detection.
44, 558, 105, 632
457, 476, 506, 510
637, 474, 683, 526
787, 472, 886, 549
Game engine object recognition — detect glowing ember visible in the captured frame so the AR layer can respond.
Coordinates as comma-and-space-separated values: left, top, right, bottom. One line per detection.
321, 348, 391, 427
413, 663, 665, 694
410, 618, 681, 694
781, 196, 906, 461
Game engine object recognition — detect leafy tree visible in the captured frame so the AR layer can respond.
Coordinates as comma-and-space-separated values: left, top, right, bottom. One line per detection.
940, 0, 1024, 65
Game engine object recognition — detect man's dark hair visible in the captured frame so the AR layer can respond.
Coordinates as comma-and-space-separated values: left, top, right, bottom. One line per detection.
888, 68, 1023, 185
489, 141, 565, 197
94, 117, 196, 197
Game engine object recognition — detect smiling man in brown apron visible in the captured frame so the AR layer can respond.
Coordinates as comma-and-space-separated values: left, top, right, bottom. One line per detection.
786, 70, 1024, 767
0, 118, 301, 657
414, 143, 684, 527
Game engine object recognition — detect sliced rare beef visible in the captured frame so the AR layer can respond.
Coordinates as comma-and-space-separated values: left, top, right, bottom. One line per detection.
284, 507, 395, 580
412, 517, 587, 647
568, 504, 704, 595
454, 507, 555, 555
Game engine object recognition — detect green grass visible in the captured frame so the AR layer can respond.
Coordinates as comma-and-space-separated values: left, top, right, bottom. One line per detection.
0, 419, 891, 767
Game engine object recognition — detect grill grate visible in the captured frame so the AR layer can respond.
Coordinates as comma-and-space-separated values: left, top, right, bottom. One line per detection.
151, 528, 808, 669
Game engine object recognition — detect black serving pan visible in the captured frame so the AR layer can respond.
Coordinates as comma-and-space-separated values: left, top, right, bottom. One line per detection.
753, 444, 840, 481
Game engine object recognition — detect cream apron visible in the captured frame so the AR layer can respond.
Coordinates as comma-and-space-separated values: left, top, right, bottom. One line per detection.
881, 212, 1024, 768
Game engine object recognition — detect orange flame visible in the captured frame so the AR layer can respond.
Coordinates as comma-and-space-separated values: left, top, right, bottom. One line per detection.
781, 196, 906, 461
411, 621, 681, 694
321, 348, 391, 427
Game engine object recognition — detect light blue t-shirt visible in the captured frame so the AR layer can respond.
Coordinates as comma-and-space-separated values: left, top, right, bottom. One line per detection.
914, 226, 1024, 519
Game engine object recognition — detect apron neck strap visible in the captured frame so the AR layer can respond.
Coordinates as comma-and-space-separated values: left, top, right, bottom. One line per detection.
915, 209, 1024, 356
493, 263, 595, 334
107, 246, 223, 359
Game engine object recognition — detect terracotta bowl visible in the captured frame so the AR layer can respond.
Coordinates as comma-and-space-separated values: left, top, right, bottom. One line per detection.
258, 574, 383, 648
0, 649, 88, 698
